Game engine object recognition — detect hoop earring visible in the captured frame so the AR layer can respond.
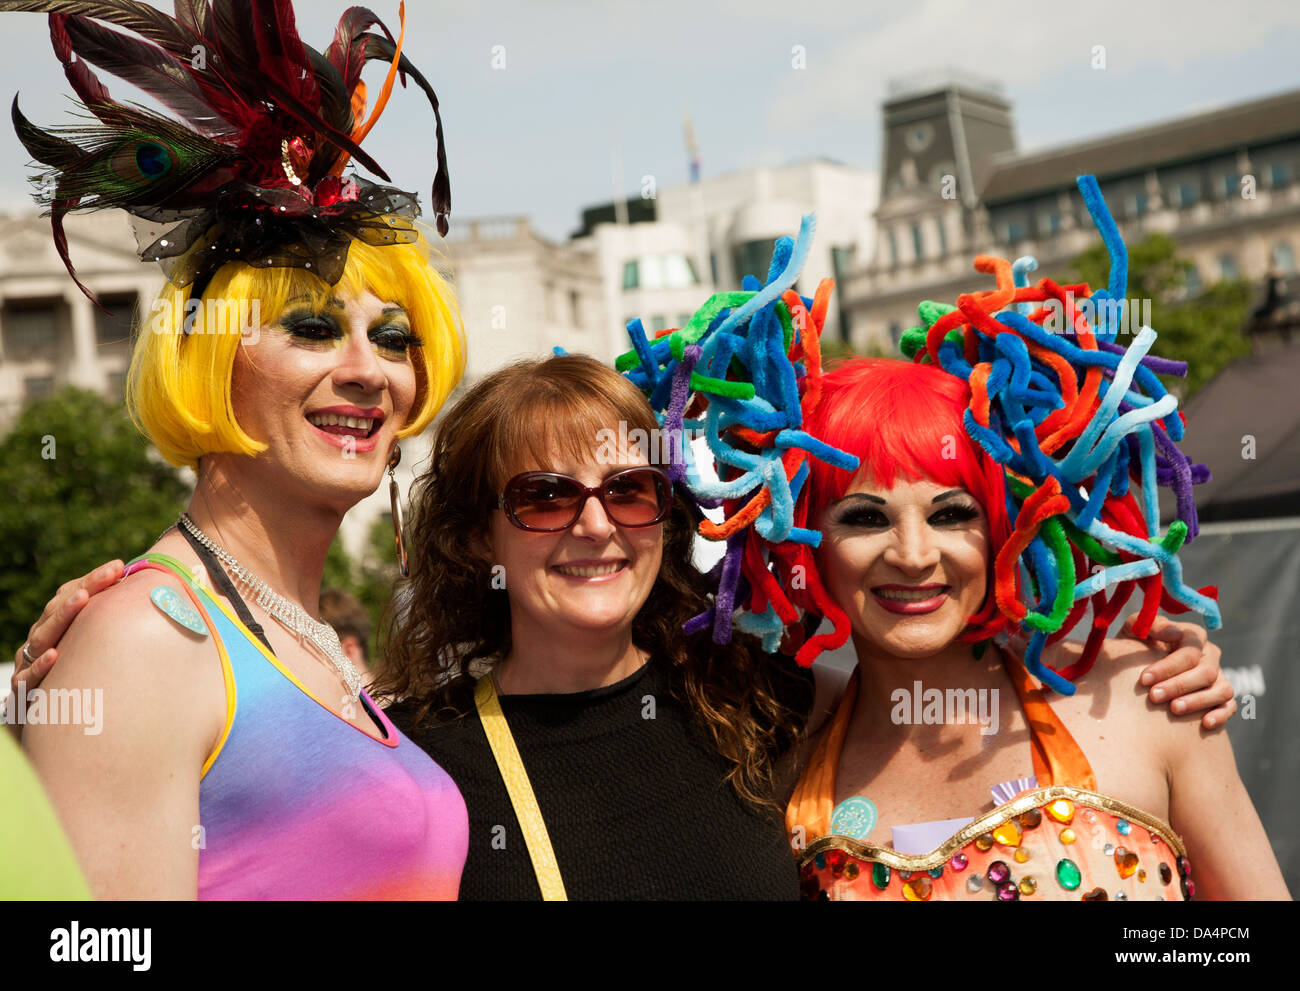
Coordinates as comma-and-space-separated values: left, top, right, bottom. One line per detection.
388, 445, 409, 577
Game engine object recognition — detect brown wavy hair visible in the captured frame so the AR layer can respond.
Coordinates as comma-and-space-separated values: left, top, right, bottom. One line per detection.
371, 354, 810, 809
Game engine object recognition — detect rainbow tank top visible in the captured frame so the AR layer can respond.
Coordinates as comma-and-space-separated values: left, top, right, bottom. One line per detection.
126, 553, 468, 900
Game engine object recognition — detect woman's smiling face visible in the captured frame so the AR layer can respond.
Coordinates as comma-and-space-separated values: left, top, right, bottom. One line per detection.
227, 288, 419, 507
483, 444, 665, 646
816, 472, 990, 659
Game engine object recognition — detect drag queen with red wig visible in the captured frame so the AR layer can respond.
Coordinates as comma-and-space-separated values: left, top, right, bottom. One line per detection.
612, 180, 1285, 900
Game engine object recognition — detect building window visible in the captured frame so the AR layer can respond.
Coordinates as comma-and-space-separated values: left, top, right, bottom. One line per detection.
709, 252, 719, 285
1270, 162, 1293, 188
732, 240, 775, 283
1218, 254, 1239, 281
1040, 210, 1061, 235
887, 229, 898, 267
23, 375, 55, 401
1275, 241, 1296, 275
642, 256, 666, 290
936, 219, 948, 255
1004, 221, 1025, 243
904, 122, 934, 153
1176, 182, 1200, 207
2, 299, 61, 363
649, 315, 667, 332
1131, 193, 1148, 218
888, 322, 902, 346
1184, 266, 1202, 296
622, 260, 639, 290
665, 254, 699, 289
95, 293, 137, 349
911, 223, 924, 261
677, 313, 693, 329
569, 289, 582, 329
831, 244, 855, 279
1220, 173, 1239, 198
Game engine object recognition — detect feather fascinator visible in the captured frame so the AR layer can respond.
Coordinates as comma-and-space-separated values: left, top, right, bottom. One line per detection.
1, 0, 451, 304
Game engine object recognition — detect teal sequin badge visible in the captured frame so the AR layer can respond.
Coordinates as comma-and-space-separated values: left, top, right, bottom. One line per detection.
830, 796, 877, 840
149, 586, 208, 637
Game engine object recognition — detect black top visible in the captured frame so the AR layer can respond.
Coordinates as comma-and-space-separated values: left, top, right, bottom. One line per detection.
386, 659, 813, 900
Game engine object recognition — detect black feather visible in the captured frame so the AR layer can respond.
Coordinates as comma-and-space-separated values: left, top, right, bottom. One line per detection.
361, 31, 450, 231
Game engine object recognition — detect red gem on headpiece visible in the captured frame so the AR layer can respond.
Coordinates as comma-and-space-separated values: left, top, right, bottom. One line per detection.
314, 175, 359, 209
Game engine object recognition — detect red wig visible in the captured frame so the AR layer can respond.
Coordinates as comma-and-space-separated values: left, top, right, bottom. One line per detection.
795, 357, 1013, 642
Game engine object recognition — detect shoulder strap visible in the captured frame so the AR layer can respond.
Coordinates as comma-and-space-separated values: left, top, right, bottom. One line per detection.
473, 676, 568, 901
122, 553, 238, 779
785, 667, 859, 844
1000, 647, 1098, 791
176, 525, 275, 657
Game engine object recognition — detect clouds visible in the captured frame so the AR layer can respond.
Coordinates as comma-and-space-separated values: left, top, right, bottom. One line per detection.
767, 0, 1300, 130
0, 1, 1296, 237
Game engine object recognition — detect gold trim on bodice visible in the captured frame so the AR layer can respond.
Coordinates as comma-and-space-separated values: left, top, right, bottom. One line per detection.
798, 784, 1186, 872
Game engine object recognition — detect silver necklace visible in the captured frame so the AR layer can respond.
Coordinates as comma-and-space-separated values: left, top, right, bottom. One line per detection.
178, 513, 361, 701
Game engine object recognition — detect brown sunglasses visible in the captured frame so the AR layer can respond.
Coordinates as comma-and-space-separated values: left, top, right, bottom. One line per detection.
497, 466, 673, 532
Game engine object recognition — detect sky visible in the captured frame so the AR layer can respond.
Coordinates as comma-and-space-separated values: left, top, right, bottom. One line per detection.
0, 0, 1298, 241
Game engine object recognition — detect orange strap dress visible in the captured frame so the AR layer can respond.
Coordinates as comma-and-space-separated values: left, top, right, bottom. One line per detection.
785, 650, 1194, 901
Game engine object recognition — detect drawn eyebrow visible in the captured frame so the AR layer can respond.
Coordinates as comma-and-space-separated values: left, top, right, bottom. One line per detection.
932, 489, 968, 504
836, 492, 886, 506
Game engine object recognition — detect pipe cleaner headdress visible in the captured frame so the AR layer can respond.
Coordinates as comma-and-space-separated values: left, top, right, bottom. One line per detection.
614, 177, 1222, 695
2, 0, 450, 305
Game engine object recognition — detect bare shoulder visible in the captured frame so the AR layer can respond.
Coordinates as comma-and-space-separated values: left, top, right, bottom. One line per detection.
30, 566, 227, 754
58, 567, 213, 670
1043, 636, 1209, 765
1047, 635, 1162, 703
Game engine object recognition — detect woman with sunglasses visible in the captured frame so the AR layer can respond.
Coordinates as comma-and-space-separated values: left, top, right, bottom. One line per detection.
372, 354, 814, 899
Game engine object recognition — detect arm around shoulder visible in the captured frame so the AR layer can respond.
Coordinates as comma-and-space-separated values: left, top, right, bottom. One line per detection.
22, 573, 228, 899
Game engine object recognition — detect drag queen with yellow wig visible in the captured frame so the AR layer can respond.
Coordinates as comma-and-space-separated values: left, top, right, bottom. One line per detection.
3, 0, 469, 899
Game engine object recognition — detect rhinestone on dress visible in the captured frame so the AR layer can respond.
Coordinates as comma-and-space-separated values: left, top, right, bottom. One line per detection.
903, 875, 932, 901
1115, 848, 1139, 879
1047, 799, 1074, 824
1056, 858, 1082, 890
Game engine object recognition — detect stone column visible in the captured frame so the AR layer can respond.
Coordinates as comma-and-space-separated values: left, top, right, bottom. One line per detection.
64, 290, 105, 392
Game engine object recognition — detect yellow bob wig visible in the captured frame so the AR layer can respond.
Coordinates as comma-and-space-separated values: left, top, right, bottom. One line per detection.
126, 228, 465, 470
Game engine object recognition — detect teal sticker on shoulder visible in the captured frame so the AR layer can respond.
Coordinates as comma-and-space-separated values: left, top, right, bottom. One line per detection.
830, 796, 878, 840
149, 585, 208, 637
